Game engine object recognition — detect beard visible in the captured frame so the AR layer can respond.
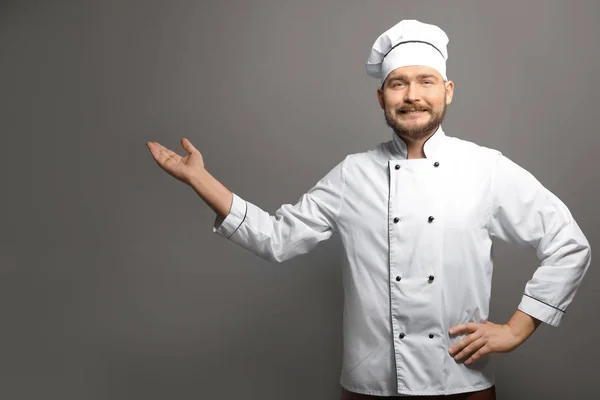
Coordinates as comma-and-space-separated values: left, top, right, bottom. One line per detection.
383, 97, 447, 141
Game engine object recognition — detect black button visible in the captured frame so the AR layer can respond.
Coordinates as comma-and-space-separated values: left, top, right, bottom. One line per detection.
393, 217, 400, 223
395, 164, 400, 170
434, 162, 439, 167
428, 216, 435, 223
429, 333, 434, 339
396, 276, 401, 282
399, 333, 405, 339
428, 275, 435, 282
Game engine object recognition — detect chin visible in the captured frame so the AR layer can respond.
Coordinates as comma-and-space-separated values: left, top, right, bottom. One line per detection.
400, 121, 429, 132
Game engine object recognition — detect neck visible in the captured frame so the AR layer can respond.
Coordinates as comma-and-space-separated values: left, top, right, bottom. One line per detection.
397, 127, 438, 159
406, 143, 426, 159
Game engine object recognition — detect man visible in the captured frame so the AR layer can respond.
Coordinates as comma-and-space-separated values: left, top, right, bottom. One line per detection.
146, 19, 591, 399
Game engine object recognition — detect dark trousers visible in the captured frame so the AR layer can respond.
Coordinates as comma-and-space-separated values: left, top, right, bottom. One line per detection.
340, 385, 496, 399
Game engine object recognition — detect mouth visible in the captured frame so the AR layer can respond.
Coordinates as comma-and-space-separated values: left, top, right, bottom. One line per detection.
399, 110, 428, 118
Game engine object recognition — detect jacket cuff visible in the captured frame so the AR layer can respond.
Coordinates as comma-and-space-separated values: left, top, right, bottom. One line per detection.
212, 193, 247, 239
517, 293, 565, 327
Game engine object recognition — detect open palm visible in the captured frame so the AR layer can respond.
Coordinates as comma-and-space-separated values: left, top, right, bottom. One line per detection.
146, 138, 204, 185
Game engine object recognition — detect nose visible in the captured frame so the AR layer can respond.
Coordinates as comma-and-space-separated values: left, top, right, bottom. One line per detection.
404, 83, 421, 103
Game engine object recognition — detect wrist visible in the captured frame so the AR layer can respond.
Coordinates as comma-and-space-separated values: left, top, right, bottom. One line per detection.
506, 310, 541, 342
188, 168, 209, 188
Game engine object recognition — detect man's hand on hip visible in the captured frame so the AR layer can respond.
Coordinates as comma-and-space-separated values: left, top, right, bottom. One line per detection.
447, 321, 523, 365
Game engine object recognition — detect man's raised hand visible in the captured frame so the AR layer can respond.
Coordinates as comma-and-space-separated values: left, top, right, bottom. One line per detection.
146, 138, 204, 185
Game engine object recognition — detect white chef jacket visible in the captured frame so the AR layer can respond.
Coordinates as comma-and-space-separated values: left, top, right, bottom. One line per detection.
212, 126, 591, 396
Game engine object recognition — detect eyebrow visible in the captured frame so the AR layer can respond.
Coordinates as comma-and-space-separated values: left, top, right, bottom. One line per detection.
387, 74, 439, 83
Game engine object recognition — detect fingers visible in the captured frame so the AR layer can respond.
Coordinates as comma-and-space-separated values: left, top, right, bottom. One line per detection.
147, 141, 182, 167
181, 138, 198, 154
152, 141, 180, 159
464, 344, 491, 365
447, 321, 503, 365
452, 336, 486, 362
449, 329, 482, 356
449, 322, 479, 336
148, 141, 179, 159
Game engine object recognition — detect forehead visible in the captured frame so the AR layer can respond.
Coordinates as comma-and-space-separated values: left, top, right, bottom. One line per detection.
386, 65, 443, 81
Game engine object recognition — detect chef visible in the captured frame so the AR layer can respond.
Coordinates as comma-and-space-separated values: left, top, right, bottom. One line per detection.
146, 19, 592, 400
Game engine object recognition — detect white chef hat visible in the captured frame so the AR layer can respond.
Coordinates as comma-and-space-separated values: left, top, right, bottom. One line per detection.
366, 19, 449, 84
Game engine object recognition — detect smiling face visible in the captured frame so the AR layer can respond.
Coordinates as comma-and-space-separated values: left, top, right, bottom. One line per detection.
377, 65, 454, 142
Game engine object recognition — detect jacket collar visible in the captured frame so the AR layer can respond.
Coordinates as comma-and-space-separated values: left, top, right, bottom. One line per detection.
391, 125, 446, 160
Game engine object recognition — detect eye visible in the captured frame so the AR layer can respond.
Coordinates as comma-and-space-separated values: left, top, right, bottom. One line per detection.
423, 80, 433, 84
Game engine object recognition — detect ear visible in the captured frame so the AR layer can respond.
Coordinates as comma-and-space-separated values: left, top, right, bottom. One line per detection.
444, 80, 455, 105
377, 87, 384, 109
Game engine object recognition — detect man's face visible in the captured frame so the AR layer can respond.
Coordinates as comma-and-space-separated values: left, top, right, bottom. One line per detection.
377, 66, 454, 141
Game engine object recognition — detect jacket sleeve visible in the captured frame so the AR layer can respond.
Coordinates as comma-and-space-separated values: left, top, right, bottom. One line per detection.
211, 156, 347, 263
488, 154, 591, 327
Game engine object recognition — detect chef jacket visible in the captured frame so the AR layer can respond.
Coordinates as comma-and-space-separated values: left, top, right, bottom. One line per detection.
212, 126, 591, 396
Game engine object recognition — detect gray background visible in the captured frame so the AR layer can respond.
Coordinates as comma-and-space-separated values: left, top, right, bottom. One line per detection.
7, 0, 599, 399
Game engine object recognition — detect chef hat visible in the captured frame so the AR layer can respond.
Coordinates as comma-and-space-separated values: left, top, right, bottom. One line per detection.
366, 19, 449, 84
